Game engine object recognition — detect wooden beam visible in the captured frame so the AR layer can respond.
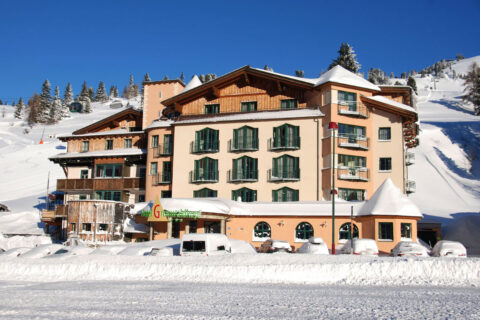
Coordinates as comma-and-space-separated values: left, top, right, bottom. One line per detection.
276, 80, 283, 92
212, 86, 220, 98
243, 73, 250, 84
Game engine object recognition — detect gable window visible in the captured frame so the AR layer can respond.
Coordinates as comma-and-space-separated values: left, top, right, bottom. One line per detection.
232, 187, 257, 202
81, 141, 89, 152
193, 188, 217, 198
204, 104, 220, 114
95, 164, 122, 178
150, 162, 158, 175
339, 223, 359, 240
378, 127, 391, 141
295, 222, 313, 241
124, 138, 132, 148
338, 91, 357, 111
105, 139, 114, 150
193, 128, 219, 153
192, 157, 218, 182
338, 188, 365, 201
231, 156, 258, 182
280, 99, 298, 109
379, 222, 393, 241
379, 157, 392, 171
241, 101, 257, 112
94, 190, 122, 201
401, 223, 412, 239
272, 187, 299, 202
271, 154, 300, 181
232, 126, 258, 151
151, 135, 159, 148
253, 221, 271, 240
272, 124, 300, 150
80, 170, 89, 179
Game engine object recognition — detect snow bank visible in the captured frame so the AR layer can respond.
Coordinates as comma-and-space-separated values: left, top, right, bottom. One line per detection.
0, 254, 478, 287
0, 211, 45, 235
0, 235, 52, 251
443, 215, 480, 256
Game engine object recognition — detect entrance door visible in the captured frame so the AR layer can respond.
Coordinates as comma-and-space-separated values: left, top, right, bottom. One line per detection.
172, 220, 181, 238
204, 221, 220, 233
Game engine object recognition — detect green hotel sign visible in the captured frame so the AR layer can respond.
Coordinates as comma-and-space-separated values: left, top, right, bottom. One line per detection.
143, 198, 201, 222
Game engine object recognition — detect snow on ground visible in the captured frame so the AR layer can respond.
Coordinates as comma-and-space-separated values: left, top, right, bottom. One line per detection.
0, 281, 478, 320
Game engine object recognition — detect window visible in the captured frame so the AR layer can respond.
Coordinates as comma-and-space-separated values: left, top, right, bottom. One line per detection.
98, 224, 108, 231
401, 223, 412, 239
232, 188, 257, 202
379, 158, 392, 171
253, 222, 271, 239
379, 222, 394, 241
272, 124, 300, 149
150, 162, 158, 175
193, 128, 219, 153
81, 141, 89, 152
163, 134, 173, 155
138, 194, 145, 202
139, 167, 146, 178
193, 157, 218, 182
378, 127, 391, 141
280, 99, 298, 109
338, 155, 366, 168
339, 223, 359, 240
79, 195, 87, 200
151, 135, 159, 148
82, 223, 92, 232
71, 223, 76, 232
124, 138, 132, 148
338, 91, 357, 111
189, 221, 197, 233
80, 170, 89, 179
95, 164, 122, 178
162, 162, 172, 183
232, 126, 258, 151
94, 190, 122, 201
295, 222, 313, 241
338, 124, 366, 140
161, 191, 172, 198
271, 155, 299, 180
182, 241, 205, 252
193, 188, 217, 198
204, 104, 220, 114
105, 139, 113, 150
338, 188, 365, 201
272, 187, 299, 202
231, 156, 258, 181
241, 101, 257, 112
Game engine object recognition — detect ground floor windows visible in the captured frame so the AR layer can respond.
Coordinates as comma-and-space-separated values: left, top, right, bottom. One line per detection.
189, 221, 197, 233
379, 222, 394, 241
138, 194, 145, 202
204, 221, 221, 233
71, 223, 76, 232
232, 188, 257, 202
94, 190, 121, 201
338, 188, 365, 201
401, 223, 412, 239
193, 188, 217, 198
98, 224, 108, 231
339, 223, 359, 240
295, 222, 313, 241
272, 187, 299, 202
253, 221, 271, 241
82, 223, 92, 232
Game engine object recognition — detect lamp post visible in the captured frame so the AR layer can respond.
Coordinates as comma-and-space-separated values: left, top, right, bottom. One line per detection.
328, 121, 338, 255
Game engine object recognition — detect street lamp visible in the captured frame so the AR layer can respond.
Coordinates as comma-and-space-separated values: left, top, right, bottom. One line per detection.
328, 121, 338, 255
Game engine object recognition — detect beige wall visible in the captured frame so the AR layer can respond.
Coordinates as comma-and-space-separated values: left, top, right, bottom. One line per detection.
143, 82, 184, 130
171, 117, 322, 201
145, 126, 173, 201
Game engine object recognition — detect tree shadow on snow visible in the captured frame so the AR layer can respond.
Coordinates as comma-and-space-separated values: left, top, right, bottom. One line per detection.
430, 99, 475, 116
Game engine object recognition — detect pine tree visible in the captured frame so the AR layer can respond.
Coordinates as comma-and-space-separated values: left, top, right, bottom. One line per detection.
144, 73, 151, 82
95, 81, 108, 102
180, 72, 185, 82
79, 81, 89, 99
88, 87, 95, 101
0, 99, 3, 105
407, 76, 418, 95
109, 85, 117, 98
27, 93, 41, 125
295, 70, 305, 78
63, 83, 74, 107
14, 98, 25, 119
368, 68, 389, 84
38, 79, 52, 123
401, 72, 407, 79
463, 63, 480, 116
456, 53, 465, 61
114, 86, 119, 98
328, 43, 361, 73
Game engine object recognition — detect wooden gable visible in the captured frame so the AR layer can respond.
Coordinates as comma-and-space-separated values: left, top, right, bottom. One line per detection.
73, 109, 143, 134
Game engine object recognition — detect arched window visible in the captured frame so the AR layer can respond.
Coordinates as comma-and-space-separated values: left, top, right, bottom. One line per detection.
253, 221, 271, 240
295, 222, 313, 241
339, 223, 359, 240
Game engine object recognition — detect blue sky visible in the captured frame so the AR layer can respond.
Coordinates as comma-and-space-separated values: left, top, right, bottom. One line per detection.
1, 0, 479, 104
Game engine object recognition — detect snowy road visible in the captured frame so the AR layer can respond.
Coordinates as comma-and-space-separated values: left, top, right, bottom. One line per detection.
0, 281, 479, 320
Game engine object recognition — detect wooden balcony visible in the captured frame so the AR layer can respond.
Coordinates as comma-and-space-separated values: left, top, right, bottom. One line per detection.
337, 167, 369, 181
56, 178, 145, 191
41, 205, 67, 222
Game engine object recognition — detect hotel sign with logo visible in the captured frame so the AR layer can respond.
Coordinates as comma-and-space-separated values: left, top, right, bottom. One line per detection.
142, 198, 201, 222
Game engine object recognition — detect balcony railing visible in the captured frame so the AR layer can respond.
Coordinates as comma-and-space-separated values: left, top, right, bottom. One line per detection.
41, 204, 67, 222
190, 141, 219, 154
337, 135, 369, 150
268, 168, 300, 182
406, 180, 416, 193
406, 151, 415, 166
189, 170, 219, 183
268, 137, 301, 151
336, 100, 369, 118
228, 169, 258, 182
228, 139, 259, 152
56, 178, 145, 191
152, 144, 173, 157
337, 167, 369, 181
152, 172, 172, 185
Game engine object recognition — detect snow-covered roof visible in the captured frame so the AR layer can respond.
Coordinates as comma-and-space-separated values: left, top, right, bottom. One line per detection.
363, 95, 417, 114
50, 148, 146, 160
146, 118, 173, 130
58, 129, 143, 139
251, 67, 318, 85
358, 179, 422, 217
123, 217, 148, 234
181, 75, 202, 93
174, 108, 324, 125
314, 66, 381, 91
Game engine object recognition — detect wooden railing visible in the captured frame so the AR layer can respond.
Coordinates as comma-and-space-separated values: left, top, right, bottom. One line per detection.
56, 178, 145, 191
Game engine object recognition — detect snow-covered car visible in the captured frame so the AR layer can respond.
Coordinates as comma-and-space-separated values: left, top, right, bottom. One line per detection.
341, 239, 378, 255
180, 234, 231, 256
258, 239, 292, 253
117, 245, 156, 256
390, 241, 430, 257
89, 245, 128, 255
63, 236, 85, 247
148, 247, 174, 256
229, 239, 257, 254
50, 246, 95, 257
431, 240, 467, 257
296, 237, 329, 254
18, 244, 64, 259
0, 247, 32, 258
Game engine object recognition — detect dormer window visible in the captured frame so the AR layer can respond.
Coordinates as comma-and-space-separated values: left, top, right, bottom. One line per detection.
241, 101, 257, 112
205, 104, 220, 114
280, 99, 298, 109
81, 141, 89, 153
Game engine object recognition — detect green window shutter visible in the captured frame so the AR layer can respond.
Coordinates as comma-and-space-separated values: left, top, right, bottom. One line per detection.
253, 158, 258, 179
253, 190, 257, 202
194, 159, 199, 180
213, 159, 218, 180
233, 129, 238, 150
294, 125, 300, 147
214, 129, 219, 151
273, 158, 278, 177
293, 189, 299, 201
253, 128, 258, 149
